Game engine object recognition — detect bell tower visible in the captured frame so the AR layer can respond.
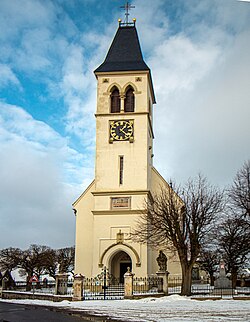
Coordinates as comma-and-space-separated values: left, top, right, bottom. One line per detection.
73, 16, 181, 280
94, 20, 156, 193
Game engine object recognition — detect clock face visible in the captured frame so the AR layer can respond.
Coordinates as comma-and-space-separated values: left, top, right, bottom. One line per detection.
110, 120, 134, 141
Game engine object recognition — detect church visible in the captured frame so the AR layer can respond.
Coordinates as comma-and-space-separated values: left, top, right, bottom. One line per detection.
73, 17, 181, 282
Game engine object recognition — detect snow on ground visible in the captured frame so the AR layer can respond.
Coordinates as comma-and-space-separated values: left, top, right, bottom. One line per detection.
1, 295, 250, 321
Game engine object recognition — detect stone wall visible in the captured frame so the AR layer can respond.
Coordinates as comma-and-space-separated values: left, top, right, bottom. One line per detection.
1, 290, 72, 302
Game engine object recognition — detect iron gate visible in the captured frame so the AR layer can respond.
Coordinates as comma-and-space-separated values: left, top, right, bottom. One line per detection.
83, 266, 124, 300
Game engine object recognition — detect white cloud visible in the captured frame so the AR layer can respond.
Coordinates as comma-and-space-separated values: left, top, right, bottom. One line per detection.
0, 64, 21, 88
149, 5, 250, 186
0, 0, 56, 42
0, 0, 76, 77
0, 102, 93, 248
133, 0, 169, 53
150, 35, 220, 94
15, 29, 53, 72
59, 43, 97, 148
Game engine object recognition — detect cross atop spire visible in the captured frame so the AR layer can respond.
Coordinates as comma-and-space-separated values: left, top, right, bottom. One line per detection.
120, 2, 135, 26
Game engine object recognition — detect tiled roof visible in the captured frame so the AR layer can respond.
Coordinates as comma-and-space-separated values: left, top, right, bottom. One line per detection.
94, 26, 150, 73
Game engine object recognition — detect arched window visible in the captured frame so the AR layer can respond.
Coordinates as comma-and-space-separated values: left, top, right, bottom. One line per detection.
124, 86, 135, 112
110, 87, 120, 113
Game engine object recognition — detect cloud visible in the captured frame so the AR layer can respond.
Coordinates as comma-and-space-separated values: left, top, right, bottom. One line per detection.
0, 1, 98, 248
58, 44, 96, 148
146, 1, 250, 186
0, 0, 56, 42
0, 64, 21, 88
132, 0, 169, 53
0, 102, 92, 248
0, 0, 76, 78
150, 35, 220, 94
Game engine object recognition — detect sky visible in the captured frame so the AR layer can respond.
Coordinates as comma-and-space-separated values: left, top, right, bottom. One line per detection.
0, 0, 250, 250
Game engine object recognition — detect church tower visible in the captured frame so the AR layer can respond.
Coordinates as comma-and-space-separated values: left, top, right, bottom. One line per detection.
73, 19, 181, 280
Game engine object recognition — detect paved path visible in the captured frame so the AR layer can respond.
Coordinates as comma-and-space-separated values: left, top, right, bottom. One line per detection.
0, 302, 114, 322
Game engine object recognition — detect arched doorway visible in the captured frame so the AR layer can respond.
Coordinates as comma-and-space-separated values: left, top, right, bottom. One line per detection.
110, 251, 132, 283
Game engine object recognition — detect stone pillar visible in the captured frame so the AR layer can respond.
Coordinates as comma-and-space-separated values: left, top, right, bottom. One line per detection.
156, 271, 169, 295
156, 250, 169, 295
214, 259, 232, 289
120, 95, 125, 112
55, 273, 68, 295
72, 274, 84, 301
124, 267, 134, 299
1, 277, 8, 297
2, 277, 8, 291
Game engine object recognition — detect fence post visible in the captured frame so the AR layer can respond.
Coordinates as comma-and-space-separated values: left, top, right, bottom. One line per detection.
124, 267, 133, 299
2, 277, 8, 291
156, 271, 169, 295
72, 274, 84, 301
55, 273, 68, 295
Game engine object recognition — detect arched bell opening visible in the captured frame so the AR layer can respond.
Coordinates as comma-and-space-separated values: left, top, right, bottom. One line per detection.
124, 85, 135, 112
110, 86, 121, 113
110, 250, 132, 284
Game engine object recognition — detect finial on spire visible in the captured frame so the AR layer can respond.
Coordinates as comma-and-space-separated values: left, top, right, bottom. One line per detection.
119, 2, 136, 27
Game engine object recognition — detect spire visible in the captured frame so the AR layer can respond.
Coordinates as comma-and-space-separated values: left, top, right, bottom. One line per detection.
94, 3, 156, 104
95, 1, 149, 73
94, 25, 149, 73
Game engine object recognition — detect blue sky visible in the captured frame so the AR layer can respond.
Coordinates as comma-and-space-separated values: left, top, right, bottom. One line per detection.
0, 0, 250, 249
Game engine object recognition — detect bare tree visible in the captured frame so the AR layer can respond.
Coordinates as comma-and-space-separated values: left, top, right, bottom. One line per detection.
18, 245, 53, 289
228, 160, 250, 218
197, 248, 220, 286
43, 248, 58, 279
216, 217, 250, 288
0, 247, 22, 273
57, 246, 75, 274
132, 175, 224, 295
0, 244, 75, 288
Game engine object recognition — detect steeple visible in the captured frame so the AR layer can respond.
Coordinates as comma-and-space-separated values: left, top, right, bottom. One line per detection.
74, 4, 181, 282
94, 25, 150, 73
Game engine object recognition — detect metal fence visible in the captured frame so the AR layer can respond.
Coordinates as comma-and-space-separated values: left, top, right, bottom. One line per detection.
83, 267, 124, 300
83, 277, 124, 300
168, 277, 182, 294
168, 277, 250, 298
12, 280, 73, 296
133, 276, 162, 295
6, 276, 250, 300
191, 284, 250, 298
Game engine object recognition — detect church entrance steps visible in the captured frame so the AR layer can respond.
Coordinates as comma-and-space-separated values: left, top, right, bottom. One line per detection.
83, 280, 124, 300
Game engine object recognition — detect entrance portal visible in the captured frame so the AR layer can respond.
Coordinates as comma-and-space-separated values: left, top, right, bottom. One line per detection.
110, 251, 132, 283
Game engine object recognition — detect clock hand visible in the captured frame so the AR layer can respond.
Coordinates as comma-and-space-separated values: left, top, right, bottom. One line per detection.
120, 125, 127, 135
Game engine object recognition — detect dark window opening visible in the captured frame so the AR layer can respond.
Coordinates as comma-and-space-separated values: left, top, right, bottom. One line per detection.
111, 87, 121, 113
119, 156, 124, 185
124, 86, 135, 112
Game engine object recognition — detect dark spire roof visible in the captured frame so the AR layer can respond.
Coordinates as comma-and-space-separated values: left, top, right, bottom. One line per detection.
94, 25, 150, 73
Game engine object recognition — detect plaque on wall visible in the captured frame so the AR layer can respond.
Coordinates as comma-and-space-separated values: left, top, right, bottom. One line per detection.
111, 197, 131, 209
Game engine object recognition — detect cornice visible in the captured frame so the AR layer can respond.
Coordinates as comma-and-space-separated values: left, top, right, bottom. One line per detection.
92, 209, 145, 216
92, 189, 150, 196
95, 70, 149, 77
72, 180, 95, 207
95, 111, 149, 117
